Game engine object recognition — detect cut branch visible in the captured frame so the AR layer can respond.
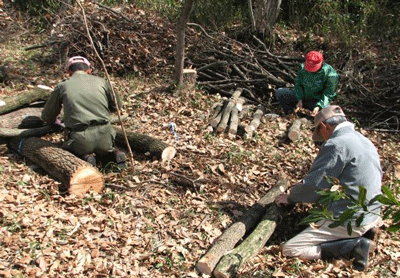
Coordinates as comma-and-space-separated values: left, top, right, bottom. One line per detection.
288, 118, 308, 141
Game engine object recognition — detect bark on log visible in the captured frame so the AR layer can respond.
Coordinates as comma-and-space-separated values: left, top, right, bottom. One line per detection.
182, 68, 197, 91
288, 118, 308, 141
228, 97, 246, 135
0, 107, 44, 128
114, 127, 176, 161
8, 137, 104, 197
209, 99, 229, 128
244, 104, 267, 139
196, 179, 289, 275
0, 125, 62, 139
214, 204, 282, 278
217, 89, 243, 133
0, 85, 53, 115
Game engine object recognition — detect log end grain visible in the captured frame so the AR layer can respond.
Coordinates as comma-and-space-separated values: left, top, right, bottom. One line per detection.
68, 165, 104, 198
287, 130, 299, 141
195, 260, 213, 276
161, 146, 176, 162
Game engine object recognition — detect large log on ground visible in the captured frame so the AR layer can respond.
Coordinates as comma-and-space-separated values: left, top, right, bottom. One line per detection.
8, 137, 104, 197
0, 125, 62, 139
214, 204, 282, 278
114, 127, 176, 161
196, 179, 288, 275
244, 104, 267, 139
0, 107, 44, 128
216, 88, 243, 133
288, 118, 308, 141
0, 85, 53, 116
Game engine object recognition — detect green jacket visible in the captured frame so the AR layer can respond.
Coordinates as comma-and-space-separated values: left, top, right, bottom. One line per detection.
293, 63, 339, 109
42, 71, 122, 130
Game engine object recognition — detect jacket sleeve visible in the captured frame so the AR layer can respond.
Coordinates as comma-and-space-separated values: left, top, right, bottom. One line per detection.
41, 86, 62, 124
292, 66, 304, 101
315, 67, 339, 109
105, 80, 122, 112
288, 141, 346, 204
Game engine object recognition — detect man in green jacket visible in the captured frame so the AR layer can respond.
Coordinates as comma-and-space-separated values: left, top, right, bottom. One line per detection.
41, 56, 126, 168
275, 51, 339, 116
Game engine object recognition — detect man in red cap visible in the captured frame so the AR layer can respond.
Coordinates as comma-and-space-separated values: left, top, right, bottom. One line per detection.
274, 105, 382, 271
41, 56, 126, 169
275, 51, 339, 116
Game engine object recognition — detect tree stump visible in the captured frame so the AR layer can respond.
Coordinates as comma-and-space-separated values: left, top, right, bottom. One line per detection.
8, 137, 104, 197
196, 179, 288, 275
214, 204, 282, 278
244, 104, 267, 139
114, 127, 176, 161
288, 118, 308, 141
0, 85, 53, 116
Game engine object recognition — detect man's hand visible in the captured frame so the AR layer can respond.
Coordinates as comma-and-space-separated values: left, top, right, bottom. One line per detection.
275, 194, 290, 207
296, 100, 303, 109
54, 118, 65, 128
311, 106, 320, 116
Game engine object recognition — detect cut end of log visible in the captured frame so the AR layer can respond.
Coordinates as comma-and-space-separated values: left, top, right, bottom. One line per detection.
161, 146, 176, 162
196, 261, 213, 276
288, 130, 300, 141
68, 165, 104, 198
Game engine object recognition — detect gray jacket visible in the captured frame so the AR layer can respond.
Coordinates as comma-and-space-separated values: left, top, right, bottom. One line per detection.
288, 123, 382, 226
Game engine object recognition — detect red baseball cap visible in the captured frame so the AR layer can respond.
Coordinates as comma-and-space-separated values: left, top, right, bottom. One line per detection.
67, 56, 91, 69
304, 51, 323, 72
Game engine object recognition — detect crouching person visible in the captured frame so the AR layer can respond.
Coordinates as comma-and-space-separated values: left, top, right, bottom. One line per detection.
41, 56, 126, 169
274, 105, 382, 271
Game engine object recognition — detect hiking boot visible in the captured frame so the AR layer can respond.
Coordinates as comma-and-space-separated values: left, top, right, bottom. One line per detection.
363, 227, 381, 242
114, 150, 126, 169
82, 153, 96, 167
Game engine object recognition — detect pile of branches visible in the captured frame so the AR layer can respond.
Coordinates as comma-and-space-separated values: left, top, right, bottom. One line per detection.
27, 2, 177, 77
186, 28, 304, 104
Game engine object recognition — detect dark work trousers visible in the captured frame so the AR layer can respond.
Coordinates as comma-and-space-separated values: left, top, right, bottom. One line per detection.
275, 88, 319, 114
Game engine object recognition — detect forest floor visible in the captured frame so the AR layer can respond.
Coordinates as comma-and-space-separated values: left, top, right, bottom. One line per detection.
0, 3, 400, 278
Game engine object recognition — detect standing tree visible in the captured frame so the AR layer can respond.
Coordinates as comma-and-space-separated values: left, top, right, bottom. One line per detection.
252, 0, 282, 36
174, 0, 196, 85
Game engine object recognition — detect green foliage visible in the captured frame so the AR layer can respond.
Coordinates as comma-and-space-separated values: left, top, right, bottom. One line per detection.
301, 176, 400, 234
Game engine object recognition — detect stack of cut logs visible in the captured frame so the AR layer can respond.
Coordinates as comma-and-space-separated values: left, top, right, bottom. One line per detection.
0, 86, 176, 198
208, 88, 267, 139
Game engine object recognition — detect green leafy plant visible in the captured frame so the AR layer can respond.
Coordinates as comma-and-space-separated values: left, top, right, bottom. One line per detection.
301, 176, 400, 234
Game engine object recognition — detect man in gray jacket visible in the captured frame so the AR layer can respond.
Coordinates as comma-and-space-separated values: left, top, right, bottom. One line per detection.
275, 105, 382, 271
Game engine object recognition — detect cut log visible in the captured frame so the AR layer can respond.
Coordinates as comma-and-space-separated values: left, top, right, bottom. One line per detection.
288, 118, 308, 141
214, 204, 282, 278
209, 99, 229, 128
182, 69, 197, 91
0, 85, 53, 116
114, 127, 176, 161
196, 179, 288, 275
0, 107, 44, 128
244, 104, 267, 139
0, 125, 62, 139
217, 89, 243, 133
228, 97, 246, 135
8, 137, 104, 197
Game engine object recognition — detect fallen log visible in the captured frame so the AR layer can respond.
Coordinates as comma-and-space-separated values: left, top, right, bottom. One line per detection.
209, 99, 229, 128
214, 204, 283, 278
0, 85, 53, 116
114, 127, 176, 161
228, 97, 246, 135
244, 104, 267, 139
0, 125, 62, 139
8, 137, 104, 197
196, 179, 288, 275
0, 107, 44, 128
288, 118, 308, 141
216, 89, 243, 133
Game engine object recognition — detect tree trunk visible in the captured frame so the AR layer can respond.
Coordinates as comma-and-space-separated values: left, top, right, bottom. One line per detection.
196, 179, 288, 275
174, 0, 196, 85
214, 204, 282, 278
0, 85, 52, 116
8, 137, 104, 197
253, 0, 282, 35
288, 117, 308, 141
244, 104, 267, 139
114, 127, 176, 161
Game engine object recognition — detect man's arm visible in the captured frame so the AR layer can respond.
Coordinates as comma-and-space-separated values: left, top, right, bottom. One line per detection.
292, 66, 305, 102
287, 142, 346, 204
105, 80, 122, 112
41, 86, 62, 124
315, 67, 339, 109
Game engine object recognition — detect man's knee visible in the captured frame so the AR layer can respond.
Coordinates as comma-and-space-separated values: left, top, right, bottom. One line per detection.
275, 88, 287, 99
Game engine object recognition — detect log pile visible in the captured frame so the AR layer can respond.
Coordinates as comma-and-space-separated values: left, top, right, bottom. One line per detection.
196, 179, 289, 276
